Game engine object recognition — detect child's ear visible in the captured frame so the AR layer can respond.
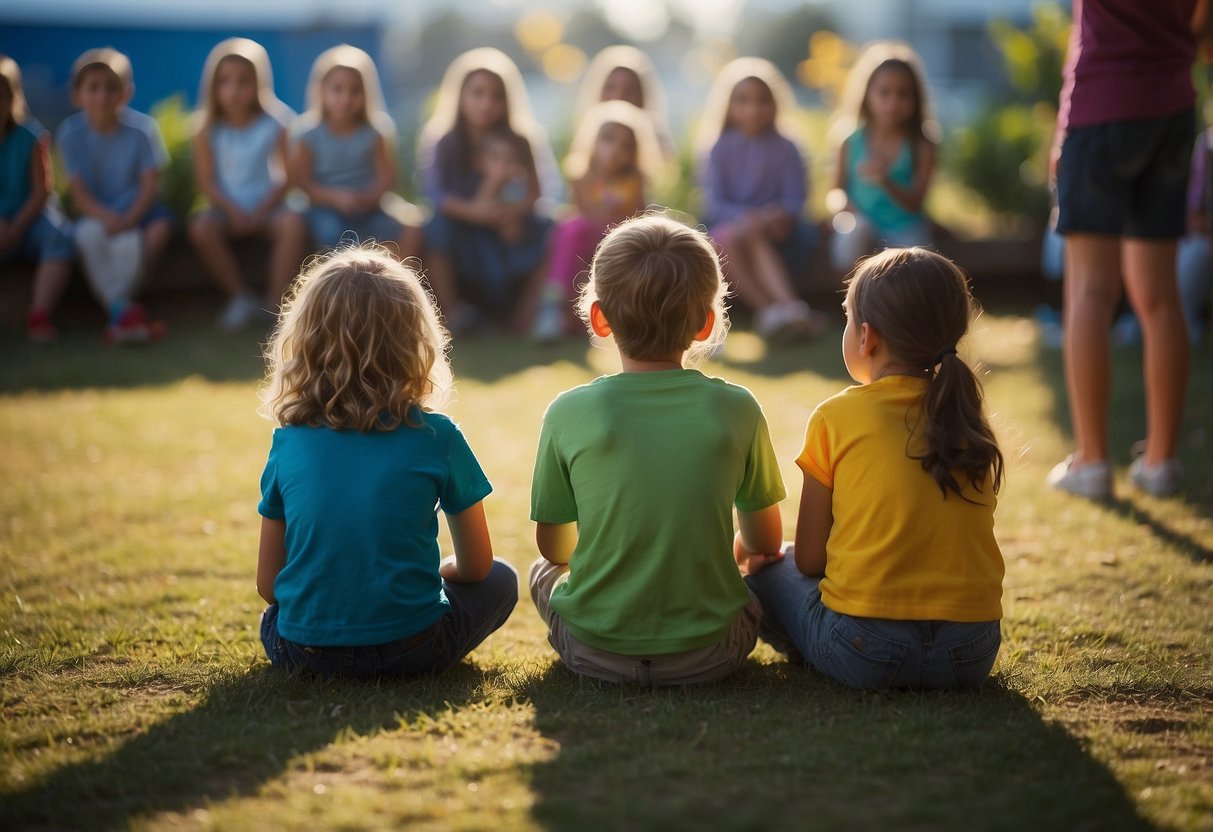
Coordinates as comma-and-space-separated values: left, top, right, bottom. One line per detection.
589, 300, 612, 337
691, 309, 715, 342
858, 321, 880, 357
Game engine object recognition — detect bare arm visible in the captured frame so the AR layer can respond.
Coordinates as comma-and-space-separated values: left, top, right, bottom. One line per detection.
192, 131, 245, 221
733, 503, 784, 575
113, 167, 162, 232
352, 133, 396, 213
827, 141, 853, 215
536, 521, 577, 565
439, 501, 494, 583
876, 139, 936, 214
2, 139, 51, 248
792, 472, 832, 577
250, 129, 291, 221
290, 140, 358, 213
256, 517, 287, 604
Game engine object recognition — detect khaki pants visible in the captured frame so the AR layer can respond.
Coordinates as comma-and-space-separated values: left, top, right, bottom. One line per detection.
529, 558, 761, 686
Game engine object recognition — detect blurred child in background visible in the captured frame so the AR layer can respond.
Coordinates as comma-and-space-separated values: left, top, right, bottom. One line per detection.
532, 101, 660, 344
575, 45, 676, 163
290, 45, 419, 259
57, 47, 171, 343
696, 57, 822, 342
257, 244, 517, 679
1178, 124, 1212, 342
189, 38, 306, 330
417, 48, 555, 332
0, 55, 74, 342
828, 43, 938, 275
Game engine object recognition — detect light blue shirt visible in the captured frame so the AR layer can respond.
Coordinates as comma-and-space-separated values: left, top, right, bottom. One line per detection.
208, 111, 288, 212
258, 410, 492, 646
56, 108, 168, 214
296, 119, 379, 192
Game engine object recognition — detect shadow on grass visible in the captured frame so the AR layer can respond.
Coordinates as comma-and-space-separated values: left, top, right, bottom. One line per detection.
521, 662, 1154, 831
0, 664, 492, 830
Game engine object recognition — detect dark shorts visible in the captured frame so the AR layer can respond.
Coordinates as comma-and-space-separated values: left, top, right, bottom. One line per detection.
1056, 108, 1195, 239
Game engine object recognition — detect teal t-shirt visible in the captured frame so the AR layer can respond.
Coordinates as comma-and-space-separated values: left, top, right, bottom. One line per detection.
0, 121, 41, 218
845, 128, 921, 233
258, 410, 491, 646
530, 369, 785, 655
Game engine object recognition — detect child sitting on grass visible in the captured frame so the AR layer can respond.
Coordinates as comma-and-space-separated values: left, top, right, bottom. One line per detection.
57, 47, 172, 344
256, 243, 517, 679
528, 214, 786, 686
743, 248, 1005, 690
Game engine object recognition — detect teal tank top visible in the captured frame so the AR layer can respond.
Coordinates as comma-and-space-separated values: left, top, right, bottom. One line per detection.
845, 129, 921, 233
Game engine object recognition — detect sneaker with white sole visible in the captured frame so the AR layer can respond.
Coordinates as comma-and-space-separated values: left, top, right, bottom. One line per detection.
1128, 455, 1183, 497
1046, 455, 1112, 500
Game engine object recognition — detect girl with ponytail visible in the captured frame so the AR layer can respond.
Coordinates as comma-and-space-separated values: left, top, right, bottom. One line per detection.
741, 247, 1005, 690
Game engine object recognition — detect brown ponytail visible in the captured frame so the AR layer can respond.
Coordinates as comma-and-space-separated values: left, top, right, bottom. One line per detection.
847, 248, 1004, 498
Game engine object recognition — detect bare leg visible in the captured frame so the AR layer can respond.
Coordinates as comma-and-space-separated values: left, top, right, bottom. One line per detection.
30, 258, 71, 314
141, 219, 174, 284
747, 233, 801, 305
1122, 238, 1188, 465
422, 251, 459, 321
397, 223, 424, 263
1062, 233, 1122, 465
266, 212, 307, 310
511, 254, 551, 333
719, 226, 776, 311
188, 214, 245, 297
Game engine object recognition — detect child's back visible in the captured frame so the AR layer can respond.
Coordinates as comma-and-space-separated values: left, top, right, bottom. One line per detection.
534, 369, 779, 653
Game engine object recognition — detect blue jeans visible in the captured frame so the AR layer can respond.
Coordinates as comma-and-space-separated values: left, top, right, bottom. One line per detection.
745, 555, 1000, 690
306, 206, 403, 250
260, 560, 518, 679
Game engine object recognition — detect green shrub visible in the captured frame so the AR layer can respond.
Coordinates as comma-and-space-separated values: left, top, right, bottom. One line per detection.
151, 94, 199, 221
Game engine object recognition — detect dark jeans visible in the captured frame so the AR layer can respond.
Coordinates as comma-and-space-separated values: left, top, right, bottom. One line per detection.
260, 560, 518, 679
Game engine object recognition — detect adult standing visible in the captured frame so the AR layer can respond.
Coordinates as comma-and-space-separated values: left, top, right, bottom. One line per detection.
1048, 0, 1211, 499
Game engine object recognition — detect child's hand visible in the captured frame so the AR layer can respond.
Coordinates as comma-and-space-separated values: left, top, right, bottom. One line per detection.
499, 218, 525, 244
227, 208, 256, 237
763, 207, 794, 240
856, 160, 887, 183
333, 191, 362, 216
106, 213, 135, 235
734, 530, 785, 576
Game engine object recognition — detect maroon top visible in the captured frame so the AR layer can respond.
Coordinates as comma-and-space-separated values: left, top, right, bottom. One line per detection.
1059, 0, 1197, 130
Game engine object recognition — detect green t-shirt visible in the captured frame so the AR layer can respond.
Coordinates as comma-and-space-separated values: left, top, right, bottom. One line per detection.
530, 369, 785, 654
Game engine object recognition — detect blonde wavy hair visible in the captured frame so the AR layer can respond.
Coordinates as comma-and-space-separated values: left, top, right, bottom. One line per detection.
260, 245, 452, 431
0, 55, 30, 128
194, 38, 293, 132
577, 213, 729, 364
693, 57, 802, 161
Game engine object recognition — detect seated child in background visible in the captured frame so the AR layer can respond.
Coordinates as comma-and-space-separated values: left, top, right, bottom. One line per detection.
529, 214, 786, 686
743, 248, 1005, 691
473, 129, 531, 243
1179, 125, 1212, 342
188, 38, 307, 331
574, 45, 677, 164
290, 45, 420, 258
696, 58, 822, 342
417, 48, 554, 331
828, 43, 937, 274
0, 55, 74, 342
56, 47, 172, 344
256, 244, 517, 679
532, 101, 659, 344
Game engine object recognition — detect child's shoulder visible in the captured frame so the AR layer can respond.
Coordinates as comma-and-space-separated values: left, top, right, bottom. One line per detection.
55, 111, 89, 140
117, 107, 160, 136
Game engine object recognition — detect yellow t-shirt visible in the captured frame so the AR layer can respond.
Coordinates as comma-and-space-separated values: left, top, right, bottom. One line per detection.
797, 375, 1004, 622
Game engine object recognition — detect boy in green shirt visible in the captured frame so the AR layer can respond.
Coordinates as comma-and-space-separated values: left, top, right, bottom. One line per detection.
529, 214, 786, 685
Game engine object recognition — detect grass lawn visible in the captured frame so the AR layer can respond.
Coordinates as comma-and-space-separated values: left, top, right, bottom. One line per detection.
0, 296, 1210, 831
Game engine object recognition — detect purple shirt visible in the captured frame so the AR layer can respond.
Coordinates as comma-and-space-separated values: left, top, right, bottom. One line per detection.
1059, 0, 1197, 130
700, 128, 807, 224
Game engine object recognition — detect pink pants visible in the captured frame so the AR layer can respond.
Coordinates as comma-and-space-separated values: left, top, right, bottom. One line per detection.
547, 215, 607, 292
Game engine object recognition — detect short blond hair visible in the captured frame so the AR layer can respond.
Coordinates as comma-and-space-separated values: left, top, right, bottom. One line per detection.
260, 245, 452, 431
71, 47, 133, 90
577, 214, 728, 362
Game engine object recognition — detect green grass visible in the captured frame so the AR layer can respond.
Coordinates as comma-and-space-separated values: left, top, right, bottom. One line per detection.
1, 301, 1211, 831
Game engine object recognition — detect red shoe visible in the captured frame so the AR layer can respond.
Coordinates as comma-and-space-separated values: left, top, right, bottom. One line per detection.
104, 304, 167, 345
26, 310, 59, 343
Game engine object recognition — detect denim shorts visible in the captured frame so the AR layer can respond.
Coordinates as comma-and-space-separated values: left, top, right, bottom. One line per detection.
307, 206, 403, 250
259, 560, 518, 679
1056, 108, 1195, 239
0, 211, 74, 264
745, 554, 1000, 690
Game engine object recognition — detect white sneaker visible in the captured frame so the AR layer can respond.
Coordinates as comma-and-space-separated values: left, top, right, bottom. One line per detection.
531, 299, 564, 345
217, 292, 262, 331
1046, 455, 1113, 500
1128, 455, 1183, 497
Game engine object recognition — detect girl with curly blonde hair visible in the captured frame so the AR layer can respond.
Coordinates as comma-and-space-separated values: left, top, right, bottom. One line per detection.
256, 244, 516, 679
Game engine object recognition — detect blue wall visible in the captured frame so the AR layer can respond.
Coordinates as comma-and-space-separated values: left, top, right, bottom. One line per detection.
0, 23, 384, 129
